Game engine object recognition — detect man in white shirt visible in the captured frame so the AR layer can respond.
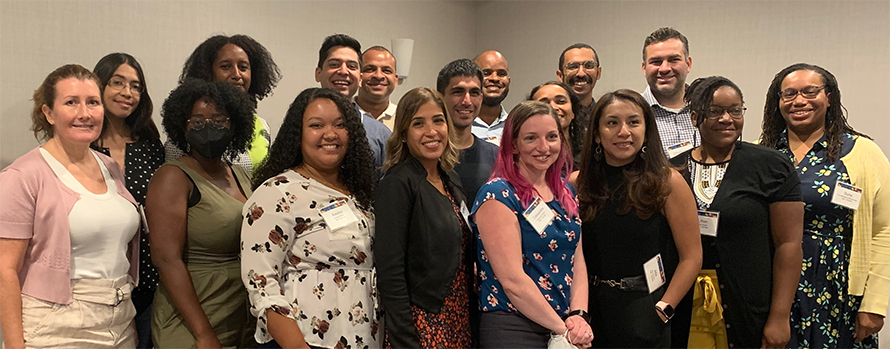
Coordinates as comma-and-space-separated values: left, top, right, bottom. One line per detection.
472, 50, 510, 145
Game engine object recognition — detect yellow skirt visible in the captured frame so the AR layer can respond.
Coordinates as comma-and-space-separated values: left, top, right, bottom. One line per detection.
687, 269, 728, 349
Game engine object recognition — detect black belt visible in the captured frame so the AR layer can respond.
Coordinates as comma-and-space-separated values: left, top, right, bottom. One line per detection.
590, 275, 648, 292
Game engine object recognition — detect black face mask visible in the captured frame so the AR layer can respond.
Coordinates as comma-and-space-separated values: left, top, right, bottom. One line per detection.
186, 127, 233, 159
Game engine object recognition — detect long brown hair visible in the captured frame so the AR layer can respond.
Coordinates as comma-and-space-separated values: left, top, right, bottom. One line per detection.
576, 89, 672, 221
383, 87, 459, 172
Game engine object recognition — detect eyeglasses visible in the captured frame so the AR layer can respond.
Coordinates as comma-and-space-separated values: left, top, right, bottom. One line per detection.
188, 116, 230, 130
779, 85, 825, 102
107, 78, 143, 94
706, 106, 746, 119
564, 60, 598, 71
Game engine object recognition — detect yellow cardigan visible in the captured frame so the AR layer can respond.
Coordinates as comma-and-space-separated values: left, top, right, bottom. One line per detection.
844, 136, 890, 315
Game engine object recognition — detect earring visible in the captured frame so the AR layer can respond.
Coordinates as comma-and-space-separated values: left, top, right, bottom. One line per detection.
641, 145, 647, 154
594, 143, 603, 161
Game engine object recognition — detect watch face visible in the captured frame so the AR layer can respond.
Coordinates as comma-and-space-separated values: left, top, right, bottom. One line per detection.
663, 305, 674, 317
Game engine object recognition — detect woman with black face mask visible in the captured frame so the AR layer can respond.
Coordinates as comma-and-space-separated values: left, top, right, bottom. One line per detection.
145, 79, 257, 348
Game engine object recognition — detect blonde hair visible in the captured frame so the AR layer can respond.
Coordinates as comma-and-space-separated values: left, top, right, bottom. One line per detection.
383, 87, 459, 172
31, 64, 101, 141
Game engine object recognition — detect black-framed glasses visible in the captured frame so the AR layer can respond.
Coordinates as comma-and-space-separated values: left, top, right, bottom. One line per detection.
107, 78, 143, 94
188, 116, 230, 130
706, 106, 746, 119
564, 60, 598, 71
779, 85, 825, 101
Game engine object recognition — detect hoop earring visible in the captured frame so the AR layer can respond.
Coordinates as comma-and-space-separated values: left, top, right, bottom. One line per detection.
641, 145, 647, 154
594, 143, 603, 161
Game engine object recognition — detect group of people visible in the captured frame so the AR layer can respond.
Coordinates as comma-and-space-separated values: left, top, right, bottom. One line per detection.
0, 25, 887, 349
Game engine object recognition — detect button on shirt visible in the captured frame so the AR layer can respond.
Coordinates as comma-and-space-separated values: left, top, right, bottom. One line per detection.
471, 105, 508, 146
642, 86, 699, 158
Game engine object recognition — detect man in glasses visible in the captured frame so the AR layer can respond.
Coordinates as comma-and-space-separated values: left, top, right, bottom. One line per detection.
640, 27, 698, 158
557, 43, 602, 129
473, 50, 511, 145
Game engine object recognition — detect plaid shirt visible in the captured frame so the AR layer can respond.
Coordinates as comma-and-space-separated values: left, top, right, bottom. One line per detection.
642, 86, 699, 158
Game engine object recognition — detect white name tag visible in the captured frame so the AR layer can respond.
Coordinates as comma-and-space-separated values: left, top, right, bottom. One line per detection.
523, 197, 556, 235
831, 181, 862, 210
460, 201, 471, 226
319, 200, 359, 239
643, 253, 666, 294
697, 210, 719, 237
666, 141, 693, 159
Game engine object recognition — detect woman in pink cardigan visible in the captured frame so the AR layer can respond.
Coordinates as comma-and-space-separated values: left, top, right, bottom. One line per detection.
0, 64, 141, 348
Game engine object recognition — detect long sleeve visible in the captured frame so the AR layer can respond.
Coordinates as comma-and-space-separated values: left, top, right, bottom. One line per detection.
373, 173, 420, 348
857, 139, 890, 315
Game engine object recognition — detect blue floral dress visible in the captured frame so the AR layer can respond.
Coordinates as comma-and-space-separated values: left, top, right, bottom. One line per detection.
778, 132, 877, 348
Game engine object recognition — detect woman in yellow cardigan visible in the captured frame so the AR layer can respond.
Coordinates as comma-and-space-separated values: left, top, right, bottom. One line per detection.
759, 63, 889, 348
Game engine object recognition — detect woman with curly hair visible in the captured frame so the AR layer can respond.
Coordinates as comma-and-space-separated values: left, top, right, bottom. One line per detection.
528, 81, 584, 167
165, 34, 282, 175
146, 79, 256, 348
375, 87, 472, 348
759, 63, 890, 348
573, 89, 701, 347
90, 52, 164, 349
240, 87, 379, 349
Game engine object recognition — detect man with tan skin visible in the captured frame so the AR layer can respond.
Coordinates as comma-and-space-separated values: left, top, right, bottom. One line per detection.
556, 43, 601, 129
473, 50, 510, 145
640, 27, 698, 159
356, 46, 398, 130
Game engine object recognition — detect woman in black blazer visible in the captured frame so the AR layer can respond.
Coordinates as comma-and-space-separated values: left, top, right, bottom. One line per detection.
375, 87, 474, 348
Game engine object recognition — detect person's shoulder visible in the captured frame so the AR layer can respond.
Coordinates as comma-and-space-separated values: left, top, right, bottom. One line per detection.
363, 114, 391, 135
479, 177, 513, 194
382, 159, 424, 182
737, 141, 791, 165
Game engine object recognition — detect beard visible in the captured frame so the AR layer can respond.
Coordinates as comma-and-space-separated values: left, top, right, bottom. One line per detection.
482, 87, 509, 107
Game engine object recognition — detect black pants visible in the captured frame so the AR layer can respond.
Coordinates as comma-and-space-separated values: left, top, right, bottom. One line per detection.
589, 286, 670, 348
479, 311, 550, 348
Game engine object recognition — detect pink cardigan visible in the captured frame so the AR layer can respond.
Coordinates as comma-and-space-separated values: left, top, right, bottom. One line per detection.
0, 147, 140, 304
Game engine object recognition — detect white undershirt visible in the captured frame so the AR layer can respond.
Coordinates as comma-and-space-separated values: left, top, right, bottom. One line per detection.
40, 148, 139, 280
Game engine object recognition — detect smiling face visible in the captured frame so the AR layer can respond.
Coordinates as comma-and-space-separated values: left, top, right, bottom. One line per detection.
443, 76, 483, 130
557, 47, 601, 99
779, 69, 829, 134
213, 43, 251, 93
514, 113, 562, 175
301, 98, 348, 174
532, 84, 575, 130
102, 64, 142, 119
406, 101, 449, 169
642, 38, 691, 100
596, 99, 646, 167
696, 86, 743, 151
316, 46, 361, 99
359, 49, 398, 101
43, 78, 104, 145
474, 51, 510, 106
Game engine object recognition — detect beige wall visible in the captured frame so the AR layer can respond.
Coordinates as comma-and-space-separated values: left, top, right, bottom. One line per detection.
476, 1, 890, 152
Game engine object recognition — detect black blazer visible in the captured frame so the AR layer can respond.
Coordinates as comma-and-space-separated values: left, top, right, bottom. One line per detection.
374, 157, 473, 348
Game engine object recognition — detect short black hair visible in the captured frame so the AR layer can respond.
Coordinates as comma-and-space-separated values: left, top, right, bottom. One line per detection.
436, 59, 483, 95
318, 34, 362, 69
161, 79, 256, 160
643, 27, 689, 60
93, 52, 160, 142
180, 34, 282, 102
558, 43, 600, 71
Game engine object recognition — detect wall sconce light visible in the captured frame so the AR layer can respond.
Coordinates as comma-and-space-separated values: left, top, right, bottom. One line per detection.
391, 38, 414, 85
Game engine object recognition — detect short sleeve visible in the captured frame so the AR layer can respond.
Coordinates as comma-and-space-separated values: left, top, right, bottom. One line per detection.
471, 178, 523, 215
765, 152, 803, 203
0, 168, 36, 239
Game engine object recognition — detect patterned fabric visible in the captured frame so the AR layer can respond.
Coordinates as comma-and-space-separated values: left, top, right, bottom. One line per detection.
164, 115, 272, 175
399, 189, 472, 349
471, 178, 581, 316
641, 86, 699, 158
778, 132, 878, 348
241, 170, 380, 348
471, 105, 509, 145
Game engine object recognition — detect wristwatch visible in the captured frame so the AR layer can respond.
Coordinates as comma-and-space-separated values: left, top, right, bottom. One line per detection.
565, 309, 591, 324
655, 301, 674, 323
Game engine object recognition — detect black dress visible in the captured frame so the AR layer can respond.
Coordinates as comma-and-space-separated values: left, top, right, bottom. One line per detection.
583, 164, 675, 348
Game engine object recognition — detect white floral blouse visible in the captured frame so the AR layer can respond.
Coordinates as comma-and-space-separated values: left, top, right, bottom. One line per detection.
241, 170, 381, 348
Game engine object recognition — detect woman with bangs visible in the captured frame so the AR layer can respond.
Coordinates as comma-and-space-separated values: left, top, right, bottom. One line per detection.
573, 89, 701, 347
472, 101, 593, 348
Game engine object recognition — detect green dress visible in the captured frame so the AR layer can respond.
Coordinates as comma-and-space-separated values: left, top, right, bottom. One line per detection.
151, 160, 255, 348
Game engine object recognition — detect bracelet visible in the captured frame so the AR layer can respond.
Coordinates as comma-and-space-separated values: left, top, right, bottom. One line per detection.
565, 309, 591, 323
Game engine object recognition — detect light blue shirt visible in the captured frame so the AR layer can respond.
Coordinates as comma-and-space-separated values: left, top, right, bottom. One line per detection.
356, 103, 392, 170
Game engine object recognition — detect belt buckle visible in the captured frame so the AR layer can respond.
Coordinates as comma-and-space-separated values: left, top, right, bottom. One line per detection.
619, 279, 629, 290
113, 287, 124, 307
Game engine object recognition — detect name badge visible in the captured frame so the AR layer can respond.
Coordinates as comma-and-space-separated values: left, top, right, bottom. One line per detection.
831, 181, 862, 210
666, 141, 693, 159
460, 201, 471, 226
319, 200, 359, 239
523, 197, 556, 235
138, 204, 150, 234
643, 253, 666, 294
697, 210, 719, 237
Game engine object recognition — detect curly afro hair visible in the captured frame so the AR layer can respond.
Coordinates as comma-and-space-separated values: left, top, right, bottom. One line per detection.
161, 79, 255, 161
180, 34, 281, 102
251, 87, 376, 208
